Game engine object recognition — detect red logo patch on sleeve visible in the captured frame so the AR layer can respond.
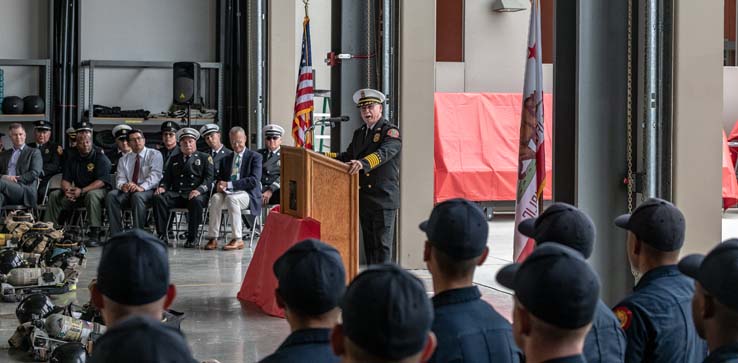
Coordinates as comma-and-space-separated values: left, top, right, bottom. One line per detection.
613, 306, 633, 330
387, 128, 400, 138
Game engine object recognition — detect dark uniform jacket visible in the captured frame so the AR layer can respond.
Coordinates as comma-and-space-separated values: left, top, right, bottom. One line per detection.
207, 146, 233, 178
0, 146, 43, 206
217, 150, 262, 216
543, 355, 586, 363
160, 151, 214, 198
62, 148, 112, 189
258, 328, 339, 363
258, 147, 281, 203
613, 265, 708, 363
584, 300, 627, 363
27, 141, 62, 180
704, 342, 738, 363
105, 148, 128, 171
430, 286, 522, 363
158, 145, 181, 170
332, 119, 401, 210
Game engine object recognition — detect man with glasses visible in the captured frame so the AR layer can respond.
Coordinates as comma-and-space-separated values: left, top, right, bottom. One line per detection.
105, 129, 164, 235
258, 124, 283, 206
325, 88, 401, 265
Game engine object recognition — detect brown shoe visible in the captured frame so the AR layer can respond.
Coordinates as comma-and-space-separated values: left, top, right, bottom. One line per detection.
204, 239, 218, 250
223, 239, 245, 251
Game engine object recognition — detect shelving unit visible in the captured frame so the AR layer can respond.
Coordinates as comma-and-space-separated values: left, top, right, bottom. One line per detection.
0, 59, 52, 123
79, 60, 224, 128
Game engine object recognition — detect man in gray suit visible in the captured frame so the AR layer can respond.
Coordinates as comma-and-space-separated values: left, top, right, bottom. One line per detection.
0, 123, 43, 207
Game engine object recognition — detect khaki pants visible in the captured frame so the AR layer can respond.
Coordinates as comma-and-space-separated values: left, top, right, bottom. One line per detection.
207, 192, 250, 240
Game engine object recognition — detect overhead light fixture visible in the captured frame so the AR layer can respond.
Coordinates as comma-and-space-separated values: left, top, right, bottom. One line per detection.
492, 0, 528, 13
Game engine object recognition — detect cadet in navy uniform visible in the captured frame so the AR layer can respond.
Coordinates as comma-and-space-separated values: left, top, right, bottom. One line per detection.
518, 203, 626, 363
612, 198, 708, 363
326, 89, 401, 265
679, 239, 738, 363
259, 239, 344, 363
104, 124, 132, 171
153, 128, 214, 248
421, 198, 521, 363
158, 121, 181, 169
497, 244, 600, 363
331, 264, 437, 363
258, 124, 283, 206
200, 123, 232, 177
27, 120, 62, 200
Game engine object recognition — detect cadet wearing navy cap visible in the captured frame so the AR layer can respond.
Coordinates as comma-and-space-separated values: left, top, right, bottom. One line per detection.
679, 239, 738, 363
518, 203, 626, 363
27, 120, 62, 200
158, 121, 181, 169
258, 124, 284, 206
496, 244, 601, 363
612, 198, 707, 363
200, 123, 233, 178
259, 239, 345, 363
325, 88, 401, 265
89, 229, 196, 363
331, 264, 436, 363
420, 198, 521, 363
104, 124, 132, 171
153, 127, 214, 248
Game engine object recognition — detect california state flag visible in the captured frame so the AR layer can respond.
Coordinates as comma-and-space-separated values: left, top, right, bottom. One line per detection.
513, 0, 545, 262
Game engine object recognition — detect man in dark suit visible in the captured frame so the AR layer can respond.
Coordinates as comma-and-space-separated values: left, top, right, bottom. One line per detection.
0, 123, 43, 207
27, 120, 62, 201
204, 126, 262, 251
153, 127, 214, 248
258, 124, 282, 206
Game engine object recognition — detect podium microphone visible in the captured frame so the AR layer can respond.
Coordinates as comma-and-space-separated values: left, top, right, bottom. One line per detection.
322, 116, 350, 123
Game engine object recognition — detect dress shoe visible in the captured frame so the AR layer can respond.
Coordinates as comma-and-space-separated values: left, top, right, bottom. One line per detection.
85, 227, 102, 247
204, 239, 218, 250
184, 240, 198, 249
222, 239, 244, 251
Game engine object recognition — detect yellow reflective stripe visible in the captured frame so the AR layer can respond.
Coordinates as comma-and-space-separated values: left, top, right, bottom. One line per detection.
363, 153, 381, 169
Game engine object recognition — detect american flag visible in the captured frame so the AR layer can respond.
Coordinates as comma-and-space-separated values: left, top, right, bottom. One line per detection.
292, 15, 314, 149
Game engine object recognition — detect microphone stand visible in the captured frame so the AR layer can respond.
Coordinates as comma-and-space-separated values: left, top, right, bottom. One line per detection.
304, 120, 337, 150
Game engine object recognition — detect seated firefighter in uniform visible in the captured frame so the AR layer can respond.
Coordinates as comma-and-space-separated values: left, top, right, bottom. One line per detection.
105, 129, 163, 235
27, 120, 62, 201
0, 123, 43, 208
153, 127, 214, 248
258, 124, 283, 206
104, 124, 133, 171
200, 123, 232, 178
44, 121, 112, 247
204, 126, 262, 251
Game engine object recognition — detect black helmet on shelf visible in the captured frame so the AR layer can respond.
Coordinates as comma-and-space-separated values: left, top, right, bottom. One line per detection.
0, 249, 23, 274
1, 96, 23, 114
23, 95, 45, 114
15, 293, 56, 324
49, 342, 87, 363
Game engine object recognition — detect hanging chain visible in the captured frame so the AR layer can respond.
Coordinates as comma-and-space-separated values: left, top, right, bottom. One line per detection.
626, 0, 634, 212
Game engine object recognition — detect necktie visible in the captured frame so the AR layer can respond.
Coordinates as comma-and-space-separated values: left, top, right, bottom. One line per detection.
212, 150, 217, 158
231, 154, 241, 181
268, 152, 274, 160
132, 154, 141, 184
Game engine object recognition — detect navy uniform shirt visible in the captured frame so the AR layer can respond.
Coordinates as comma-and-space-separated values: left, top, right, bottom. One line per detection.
158, 145, 181, 169
27, 141, 62, 180
62, 148, 112, 189
430, 286, 522, 363
159, 151, 214, 197
543, 355, 586, 363
584, 300, 626, 363
613, 265, 708, 363
258, 147, 281, 193
208, 146, 233, 177
704, 342, 738, 363
328, 119, 401, 211
259, 328, 339, 363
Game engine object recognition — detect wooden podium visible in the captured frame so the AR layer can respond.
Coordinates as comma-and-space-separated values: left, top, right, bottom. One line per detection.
280, 146, 359, 279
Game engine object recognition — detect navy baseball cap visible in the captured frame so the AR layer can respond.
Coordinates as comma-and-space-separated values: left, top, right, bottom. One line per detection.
496, 244, 600, 329
341, 264, 433, 360
97, 229, 169, 305
419, 198, 489, 259
679, 239, 738, 312
614, 198, 685, 251
518, 202, 596, 258
273, 239, 346, 315
89, 315, 196, 363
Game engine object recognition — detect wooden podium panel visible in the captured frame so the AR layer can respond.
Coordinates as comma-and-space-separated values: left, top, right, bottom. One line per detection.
280, 146, 359, 279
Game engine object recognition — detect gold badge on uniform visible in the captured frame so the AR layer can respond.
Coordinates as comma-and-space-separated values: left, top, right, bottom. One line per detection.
195, 158, 201, 166
208, 156, 214, 165
87, 163, 95, 172
44, 148, 49, 154
613, 306, 632, 330
373, 133, 381, 143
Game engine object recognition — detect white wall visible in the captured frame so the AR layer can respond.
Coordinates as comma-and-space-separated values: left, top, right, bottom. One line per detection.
294, 0, 331, 93
724, 67, 738, 132
0, 0, 48, 100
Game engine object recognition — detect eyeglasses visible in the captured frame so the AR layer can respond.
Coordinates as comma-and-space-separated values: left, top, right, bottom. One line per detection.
128, 136, 144, 142
266, 136, 280, 141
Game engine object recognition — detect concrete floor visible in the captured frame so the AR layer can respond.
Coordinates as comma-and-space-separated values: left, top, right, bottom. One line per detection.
1, 211, 736, 362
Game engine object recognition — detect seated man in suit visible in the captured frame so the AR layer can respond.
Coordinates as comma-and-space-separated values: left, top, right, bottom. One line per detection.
258, 124, 283, 206
0, 123, 43, 207
105, 129, 163, 235
44, 122, 112, 247
153, 127, 214, 248
204, 126, 262, 251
